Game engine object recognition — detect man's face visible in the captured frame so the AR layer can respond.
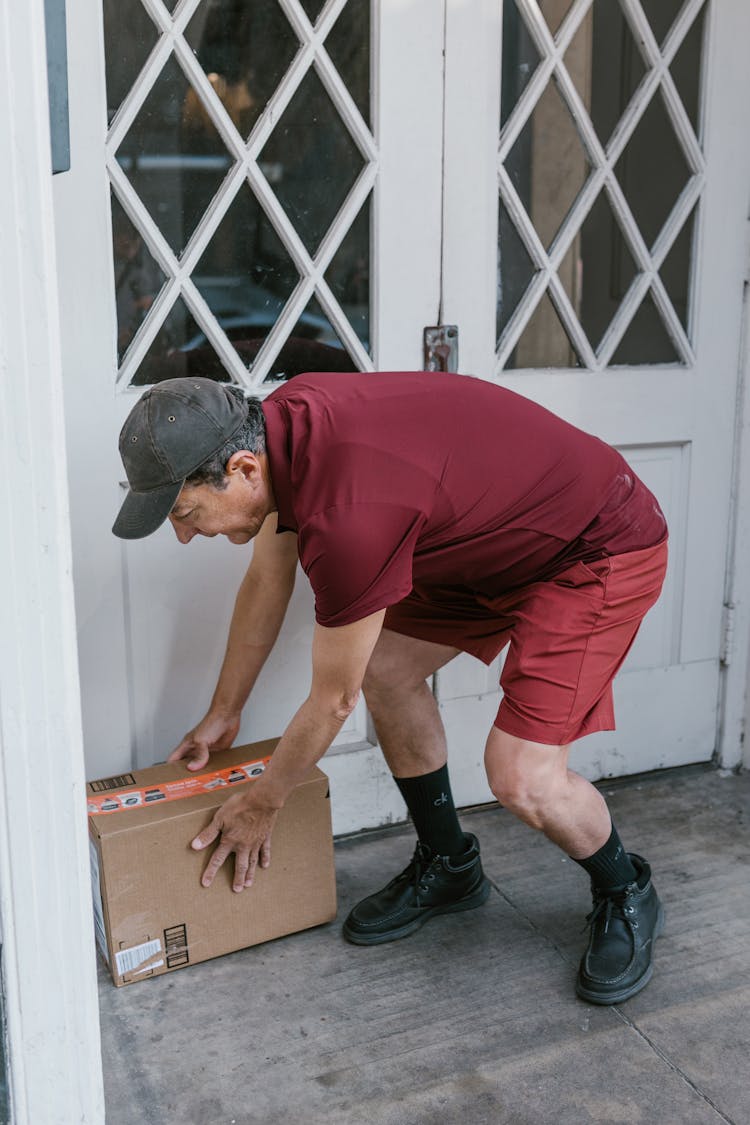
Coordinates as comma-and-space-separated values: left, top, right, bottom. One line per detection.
168, 452, 273, 545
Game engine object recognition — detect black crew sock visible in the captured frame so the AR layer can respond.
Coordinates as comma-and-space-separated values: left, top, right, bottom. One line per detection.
394, 764, 467, 859
572, 823, 638, 892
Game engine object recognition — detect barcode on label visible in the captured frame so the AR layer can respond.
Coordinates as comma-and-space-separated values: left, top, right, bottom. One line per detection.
90, 773, 136, 793
164, 923, 189, 968
115, 939, 162, 977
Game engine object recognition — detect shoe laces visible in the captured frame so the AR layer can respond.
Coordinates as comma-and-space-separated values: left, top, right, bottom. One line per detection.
393, 844, 441, 898
584, 884, 637, 935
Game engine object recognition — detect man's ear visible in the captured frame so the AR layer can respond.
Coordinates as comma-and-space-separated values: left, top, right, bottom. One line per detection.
226, 450, 259, 482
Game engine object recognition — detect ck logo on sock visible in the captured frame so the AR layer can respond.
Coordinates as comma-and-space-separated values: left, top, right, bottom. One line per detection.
434, 792, 449, 807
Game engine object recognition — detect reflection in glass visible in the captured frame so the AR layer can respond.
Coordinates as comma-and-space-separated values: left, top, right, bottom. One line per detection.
538, 0, 574, 37
112, 193, 167, 363
299, 0, 326, 25
103, 0, 158, 125
117, 56, 233, 256
615, 91, 691, 250
326, 0, 371, 127
261, 69, 364, 255
496, 198, 536, 344
500, 0, 540, 132
660, 205, 697, 333
506, 79, 591, 249
565, 1, 646, 146
262, 296, 357, 381
106, 0, 372, 385
499, 0, 704, 368
640, 0, 685, 48
560, 190, 638, 352
509, 290, 582, 368
193, 184, 300, 343
129, 296, 232, 386
185, 0, 299, 140
671, 5, 707, 137
325, 197, 371, 353
610, 292, 679, 365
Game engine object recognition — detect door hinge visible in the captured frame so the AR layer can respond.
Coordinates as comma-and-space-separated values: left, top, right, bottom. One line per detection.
424, 325, 458, 372
720, 602, 736, 667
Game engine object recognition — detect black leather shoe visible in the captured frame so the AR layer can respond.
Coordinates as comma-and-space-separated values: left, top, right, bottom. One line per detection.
576, 854, 665, 1005
342, 834, 490, 945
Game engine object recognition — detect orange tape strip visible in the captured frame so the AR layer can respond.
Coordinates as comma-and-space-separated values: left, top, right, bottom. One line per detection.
87, 757, 272, 816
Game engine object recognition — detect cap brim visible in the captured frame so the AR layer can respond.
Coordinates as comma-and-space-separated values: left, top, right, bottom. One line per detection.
112, 479, 184, 540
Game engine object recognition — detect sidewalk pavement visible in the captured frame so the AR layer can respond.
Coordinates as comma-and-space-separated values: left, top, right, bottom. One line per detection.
99, 765, 750, 1125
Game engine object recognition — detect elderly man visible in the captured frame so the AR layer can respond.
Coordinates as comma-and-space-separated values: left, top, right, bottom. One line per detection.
114, 371, 668, 1005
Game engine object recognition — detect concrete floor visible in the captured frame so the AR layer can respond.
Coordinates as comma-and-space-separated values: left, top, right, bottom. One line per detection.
99, 766, 750, 1125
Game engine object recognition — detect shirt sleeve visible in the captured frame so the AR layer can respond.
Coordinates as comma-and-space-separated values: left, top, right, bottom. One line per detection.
297, 502, 426, 627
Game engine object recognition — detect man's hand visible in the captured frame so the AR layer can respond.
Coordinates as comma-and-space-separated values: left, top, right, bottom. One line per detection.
168, 710, 241, 771
192, 790, 279, 892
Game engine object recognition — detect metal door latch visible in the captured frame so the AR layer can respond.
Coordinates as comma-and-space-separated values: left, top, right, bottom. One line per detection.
423, 325, 458, 372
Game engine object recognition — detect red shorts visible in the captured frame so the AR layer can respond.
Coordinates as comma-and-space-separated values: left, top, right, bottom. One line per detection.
384, 540, 668, 746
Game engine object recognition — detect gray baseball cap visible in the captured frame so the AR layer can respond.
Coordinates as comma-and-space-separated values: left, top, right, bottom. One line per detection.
113, 378, 249, 540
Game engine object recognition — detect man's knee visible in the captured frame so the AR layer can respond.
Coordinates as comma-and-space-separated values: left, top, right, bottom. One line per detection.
484, 727, 567, 829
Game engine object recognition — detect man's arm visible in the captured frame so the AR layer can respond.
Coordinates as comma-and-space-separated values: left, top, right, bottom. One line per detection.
192, 608, 387, 891
169, 513, 299, 770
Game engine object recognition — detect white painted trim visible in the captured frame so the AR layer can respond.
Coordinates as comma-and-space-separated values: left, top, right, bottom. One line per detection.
0, 0, 104, 1121
718, 225, 750, 770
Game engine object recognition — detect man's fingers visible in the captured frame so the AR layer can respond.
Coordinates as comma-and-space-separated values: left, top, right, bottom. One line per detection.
199, 841, 232, 888
168, 738, 210, 770
233, 851, 251, 893
191, 815, 222, 852
259, 833, 272, 870
243, 852, 259, 889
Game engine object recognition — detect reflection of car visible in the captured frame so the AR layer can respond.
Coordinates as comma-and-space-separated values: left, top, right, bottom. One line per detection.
180, 277, 340, 351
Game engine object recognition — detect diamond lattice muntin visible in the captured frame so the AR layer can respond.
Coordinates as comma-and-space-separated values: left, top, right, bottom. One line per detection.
497, 0, 708, 370
105, 0, 374, 387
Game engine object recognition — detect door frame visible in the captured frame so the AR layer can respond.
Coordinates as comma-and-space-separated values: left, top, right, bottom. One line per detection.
0, 0, 105, 1119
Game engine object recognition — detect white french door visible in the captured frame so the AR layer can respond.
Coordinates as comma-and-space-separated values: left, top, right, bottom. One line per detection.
54, 0, 750, 834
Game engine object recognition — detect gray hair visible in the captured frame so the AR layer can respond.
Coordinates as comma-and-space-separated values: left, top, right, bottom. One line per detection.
185, 386, 266, 490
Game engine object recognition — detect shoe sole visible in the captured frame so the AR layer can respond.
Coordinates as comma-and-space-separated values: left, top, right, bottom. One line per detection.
342, 877, 492, 946
575, 901, 665, 1006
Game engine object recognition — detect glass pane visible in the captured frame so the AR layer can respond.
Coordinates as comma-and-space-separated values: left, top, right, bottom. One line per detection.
670, 4, 707, 138
660, 205, 697, 333
506, 290, 582, 369
262, 296, 358, 380
129, 296, 232, 385
565, 0, 647, 146
496, 197, 536, 343
102, 0, 158, 126
560, 190, 639, 352
299, 0, 326, 24
325, 195, 371, 354
500, 0, 541, 132
505, 79, 591, 248
112, 192, 167, 364
185, 0, 300, 140
614, 90, 691, 250
640, 0, 685, 48
538, 0, 574, 36
193, 184, 301, 367
610, 292, 680, 365
116, 56, 234, 256
261, 69, 364, 254
326, 0, 371, 128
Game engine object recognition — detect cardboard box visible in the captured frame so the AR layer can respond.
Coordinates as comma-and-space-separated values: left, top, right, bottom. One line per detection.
87, 740, 336, 986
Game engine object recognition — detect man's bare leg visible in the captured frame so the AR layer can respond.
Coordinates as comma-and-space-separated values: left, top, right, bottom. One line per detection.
343, 629, 490, 944
483, 727, 611, 858
484, 725, 663, 1004
362, 628, 459, 777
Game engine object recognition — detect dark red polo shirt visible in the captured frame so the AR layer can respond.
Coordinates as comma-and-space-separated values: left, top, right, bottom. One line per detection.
262, 372, 667, 628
